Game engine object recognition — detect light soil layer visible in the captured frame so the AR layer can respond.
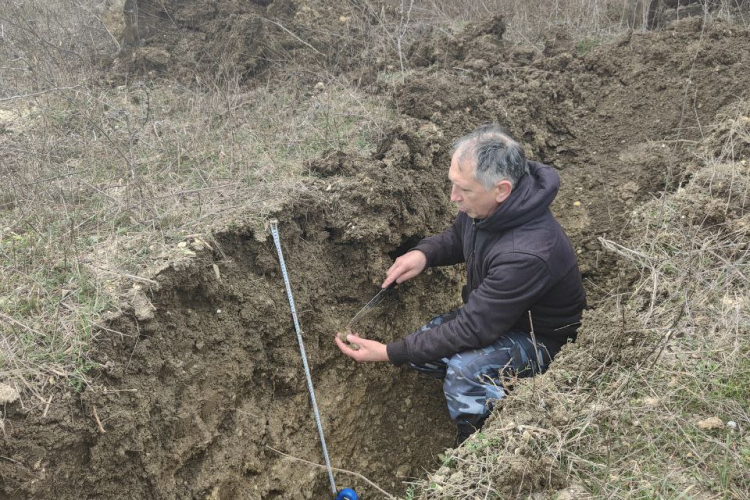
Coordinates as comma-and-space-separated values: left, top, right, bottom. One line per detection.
4, 14, 750, 500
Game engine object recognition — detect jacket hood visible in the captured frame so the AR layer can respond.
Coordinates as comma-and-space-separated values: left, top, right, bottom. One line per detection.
478, 160, 559, 231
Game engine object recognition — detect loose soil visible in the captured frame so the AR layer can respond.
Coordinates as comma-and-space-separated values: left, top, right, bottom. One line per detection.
3, 6, 750, 500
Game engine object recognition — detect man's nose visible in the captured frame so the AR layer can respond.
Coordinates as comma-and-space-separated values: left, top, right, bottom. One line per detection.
450, 186, 461, 202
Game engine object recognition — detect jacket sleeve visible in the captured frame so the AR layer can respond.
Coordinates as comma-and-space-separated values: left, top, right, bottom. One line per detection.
387, 252, 551, 366
410, 214, 466, 268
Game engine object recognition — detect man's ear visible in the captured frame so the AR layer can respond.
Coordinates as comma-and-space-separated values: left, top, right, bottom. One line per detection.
495, 180, 513, 203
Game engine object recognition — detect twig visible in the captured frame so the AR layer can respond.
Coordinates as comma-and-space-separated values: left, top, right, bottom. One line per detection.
42, 394, 53, 418
396, 0, 414, 75
0, 86, 83, 102
92, 406, 106, 434
0, 456, 27, 467
266, 446, 395, 499
78, 179, 129, 208
527, 310, 542, 371
599, 237, 653, 265
102, 388, 138, 394
137, 183, 240, 203
18, 169, 89, 187
87, 264, 158, 285
526, 310, 544, 400
263, 19, 324, 56
0, 312, 46, 337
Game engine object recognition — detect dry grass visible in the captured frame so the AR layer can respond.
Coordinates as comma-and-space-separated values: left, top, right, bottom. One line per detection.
406, 105, 749, 499
0, 0, 396, 403
376, 0, 748, 51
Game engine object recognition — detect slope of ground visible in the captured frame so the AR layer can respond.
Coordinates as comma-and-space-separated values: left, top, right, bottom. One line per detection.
2, 5, 749, 500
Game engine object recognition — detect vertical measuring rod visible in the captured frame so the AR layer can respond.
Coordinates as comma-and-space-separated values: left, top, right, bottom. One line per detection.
270, 220, 337, 495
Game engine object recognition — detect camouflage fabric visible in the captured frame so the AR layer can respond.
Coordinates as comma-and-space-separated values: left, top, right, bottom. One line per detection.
408, 310, 557, 426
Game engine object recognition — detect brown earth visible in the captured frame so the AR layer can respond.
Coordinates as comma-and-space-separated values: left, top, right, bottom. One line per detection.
3, 8, 750, 500
114, 0, 403, 82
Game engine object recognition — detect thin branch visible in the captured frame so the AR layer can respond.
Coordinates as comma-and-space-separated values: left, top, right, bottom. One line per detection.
0, 86, 83, 102
266, 446, 395, 499
92, 406, 106, 434
0, 312, 46, 337
263, 19, 324, 56
86, 264, 158, 285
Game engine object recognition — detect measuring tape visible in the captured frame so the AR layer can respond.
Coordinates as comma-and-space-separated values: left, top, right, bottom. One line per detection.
270, 220, 340, 496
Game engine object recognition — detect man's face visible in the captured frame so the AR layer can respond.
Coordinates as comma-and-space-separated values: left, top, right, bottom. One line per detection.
448, 152, 509, 219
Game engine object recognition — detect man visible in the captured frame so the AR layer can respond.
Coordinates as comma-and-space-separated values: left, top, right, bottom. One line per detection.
335, 124, 586, 445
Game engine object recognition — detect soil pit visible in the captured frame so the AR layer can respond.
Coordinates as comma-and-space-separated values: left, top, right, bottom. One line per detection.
2, 124, 468, 499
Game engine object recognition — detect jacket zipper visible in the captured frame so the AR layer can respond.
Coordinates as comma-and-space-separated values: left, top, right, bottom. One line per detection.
467, 219, 479, 290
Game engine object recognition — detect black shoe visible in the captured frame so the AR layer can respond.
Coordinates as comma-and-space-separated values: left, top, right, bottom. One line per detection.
453, 417, 487, 447
453, 423, 476, 447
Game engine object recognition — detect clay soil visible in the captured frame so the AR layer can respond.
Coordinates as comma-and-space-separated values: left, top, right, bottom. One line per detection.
3, 4, 750, 500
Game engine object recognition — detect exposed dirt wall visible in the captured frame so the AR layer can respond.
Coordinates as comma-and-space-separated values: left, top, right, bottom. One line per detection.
2, 123, 464, 499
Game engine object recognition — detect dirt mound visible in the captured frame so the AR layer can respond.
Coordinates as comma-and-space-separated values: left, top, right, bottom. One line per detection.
114, 0, 397, 81
389, 16, 750, 294
4, 13, 750, 500
116, 0, 297, 79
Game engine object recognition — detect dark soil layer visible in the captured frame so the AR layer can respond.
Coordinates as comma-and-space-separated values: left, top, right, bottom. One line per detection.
4, 10, 750, 500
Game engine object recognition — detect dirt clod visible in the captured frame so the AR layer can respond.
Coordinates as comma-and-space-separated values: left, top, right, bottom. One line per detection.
0, 383, 20, 405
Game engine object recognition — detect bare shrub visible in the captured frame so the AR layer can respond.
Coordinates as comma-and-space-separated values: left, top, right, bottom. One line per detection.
0, 0, 119, 94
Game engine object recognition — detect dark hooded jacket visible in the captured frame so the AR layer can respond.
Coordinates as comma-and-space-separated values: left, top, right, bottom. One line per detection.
386, 161, 586, 367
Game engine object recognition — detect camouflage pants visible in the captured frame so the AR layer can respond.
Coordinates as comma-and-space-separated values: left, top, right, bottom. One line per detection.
408, 310, 556, 427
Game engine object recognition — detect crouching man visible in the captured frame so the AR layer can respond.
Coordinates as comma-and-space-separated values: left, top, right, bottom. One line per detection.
335, 124, 586, 446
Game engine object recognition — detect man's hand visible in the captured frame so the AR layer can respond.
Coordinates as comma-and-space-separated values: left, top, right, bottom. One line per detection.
335, 333, 389, 362
382, 250, 427, 288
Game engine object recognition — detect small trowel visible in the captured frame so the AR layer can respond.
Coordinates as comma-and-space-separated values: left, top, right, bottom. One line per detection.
339, 282, 396, 349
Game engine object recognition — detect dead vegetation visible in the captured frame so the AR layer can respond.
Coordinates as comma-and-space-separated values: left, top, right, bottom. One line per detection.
0, 0, 396, 402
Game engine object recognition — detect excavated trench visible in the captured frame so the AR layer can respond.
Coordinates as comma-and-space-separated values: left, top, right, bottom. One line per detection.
4, 13, 750, 500
86, 222, 464, 499
5, 125, 472, 499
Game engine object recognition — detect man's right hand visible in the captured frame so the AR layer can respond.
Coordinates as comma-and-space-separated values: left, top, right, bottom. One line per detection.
382, 250, 427, 288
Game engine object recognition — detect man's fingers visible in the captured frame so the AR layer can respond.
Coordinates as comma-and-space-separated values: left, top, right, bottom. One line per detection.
383, 262, 408, 287
334, 334, 350, 350
385, 259, 403, 276
335, 335, 356, 355
384, 251, 426, 287
335, 335, 363, 359
341, 332, 362, 351
383, 269, 404, 287
399, 269, 416, 281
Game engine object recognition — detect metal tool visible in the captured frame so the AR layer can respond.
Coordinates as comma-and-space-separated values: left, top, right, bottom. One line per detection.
346, 282, 396, 330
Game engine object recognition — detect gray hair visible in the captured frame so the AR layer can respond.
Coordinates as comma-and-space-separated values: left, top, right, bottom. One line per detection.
452, 124, 529, 190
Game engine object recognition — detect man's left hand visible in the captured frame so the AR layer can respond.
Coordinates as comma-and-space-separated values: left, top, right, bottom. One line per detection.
335, 333, 389, 363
